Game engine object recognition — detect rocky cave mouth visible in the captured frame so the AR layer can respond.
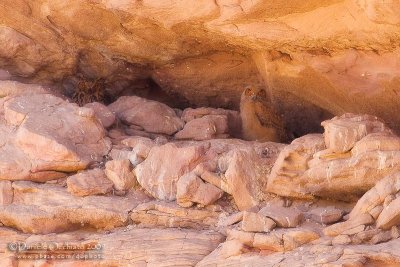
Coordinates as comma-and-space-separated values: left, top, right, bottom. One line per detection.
2, 1, 400, 266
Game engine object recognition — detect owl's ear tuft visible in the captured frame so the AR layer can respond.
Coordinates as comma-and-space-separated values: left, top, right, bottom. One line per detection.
244, 87, 253, 96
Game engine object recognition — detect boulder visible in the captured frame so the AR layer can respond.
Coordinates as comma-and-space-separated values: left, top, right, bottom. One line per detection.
0, 181, 13, 205
267, 115, 400, 201
175, 115, 229, 140
0, 181, 151, 234
66, 169, 114, 197
241, 211, 276, 233
176, 172, 224, 207
266, 134, 326, 198
181, 107, 241, 138
258, 205, 303, 228
84, 102, 116, 128
135, 143, 208, 200
108, 96, 184, 135
309, 207, 343, 225
130, 201, 220, 230
322, 113, 391, 153
105, 159, 137, 191
0, 92, 111, 182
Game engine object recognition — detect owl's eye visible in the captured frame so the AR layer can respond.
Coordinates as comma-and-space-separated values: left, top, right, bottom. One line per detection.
257, 90, 266, 98
245, 88, 253, 96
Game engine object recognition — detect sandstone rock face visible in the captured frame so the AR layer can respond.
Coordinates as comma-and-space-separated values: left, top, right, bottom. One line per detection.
322, 113, 391, 153
175, 115, 229, 140
0, 181, 13, 205
181, 107, 242, 138
108, 96, 185, 135
84, 102, 116, 128
176, 172, 224, 208
0, 86, 111, 182
135, 142, 208, 200
66, 168, 114, 197
3, 0, 400, 136
131, 201, 220, 230
105, 159, 137, 191
0, 181, 151, 234
267, 114, 400, 201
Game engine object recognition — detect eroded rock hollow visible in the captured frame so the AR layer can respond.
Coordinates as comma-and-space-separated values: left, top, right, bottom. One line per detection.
1, 1, 400, 266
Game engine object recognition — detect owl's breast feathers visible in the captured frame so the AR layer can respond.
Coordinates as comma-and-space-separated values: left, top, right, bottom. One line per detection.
254, 100, 288, 141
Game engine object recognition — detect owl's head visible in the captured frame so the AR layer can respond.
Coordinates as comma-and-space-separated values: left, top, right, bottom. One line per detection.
242, 87, 267, 101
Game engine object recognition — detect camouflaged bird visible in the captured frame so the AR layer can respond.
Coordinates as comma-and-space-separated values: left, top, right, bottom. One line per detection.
240, 86, 288, 143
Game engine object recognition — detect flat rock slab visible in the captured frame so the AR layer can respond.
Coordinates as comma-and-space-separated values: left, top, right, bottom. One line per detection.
0, 227, 224, 266
258, 205, 304, 228
0, 181, 151, 234
131, 201, 220, 230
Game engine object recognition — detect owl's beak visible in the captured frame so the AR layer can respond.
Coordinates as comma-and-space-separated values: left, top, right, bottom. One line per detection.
251, 95, 257, 101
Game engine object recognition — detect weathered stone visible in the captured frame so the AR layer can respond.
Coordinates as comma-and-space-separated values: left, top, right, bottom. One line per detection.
322, 113, 391, 153
130, 201, 219, 230
108, 96, 184, 135
218, 212, 243, 227
84, 102, 116, 128
332, 235, 352, 245
309, 207, 343, 225
181, 107, 242, 138
241, 211, 276, 233
226, 228, 319, 252
135, 143, 208, 200
0, 181, 151, 234
376, 197, 400, 230
0, 181, 13, 205
266, 134, 326, 198
105, 159, 137, 191
370, 230, 392, 245
67, 169, 114, 197
258, 205, 303, 228
176, 172, 224, 207
1, 227, 223, 266
175, 115, 229, 140
0, 91, 111, 182
324, 214, 375, 237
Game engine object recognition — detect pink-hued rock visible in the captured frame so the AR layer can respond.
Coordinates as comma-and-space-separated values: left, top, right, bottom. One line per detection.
267, 115, 400, 201
0, 181, 13, 205
0, 91, 111, 182
176, 172, 224, 207
84, 102, 116, 128
322, 113, 391, 153
309, 207, 343, 225
108, 96, 184, 135
130, 201, 220, 229
105, 159, 137, 191
175, 115, 229, 140
135, 143, 208, 200
194, 139, 283, 211
0, 181, 151, 234
67, 169, 114, 197
258, 206, 303, 228
181, 107, 242, 138
226, 228, 319, 252
266, 134, 326, 199
241, 211, 276, 232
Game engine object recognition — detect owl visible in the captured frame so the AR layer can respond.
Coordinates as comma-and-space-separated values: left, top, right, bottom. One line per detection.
240, 87, 287, 143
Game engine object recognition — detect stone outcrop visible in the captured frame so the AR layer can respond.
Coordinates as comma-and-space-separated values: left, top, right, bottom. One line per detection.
2, 85, 400, 266
267, 114, 400, 201
66, 168, 114, 197
108, 96, 185, 135
135, 142, 208, 200
0, 85, 111, 182
0, 181, 151, 234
